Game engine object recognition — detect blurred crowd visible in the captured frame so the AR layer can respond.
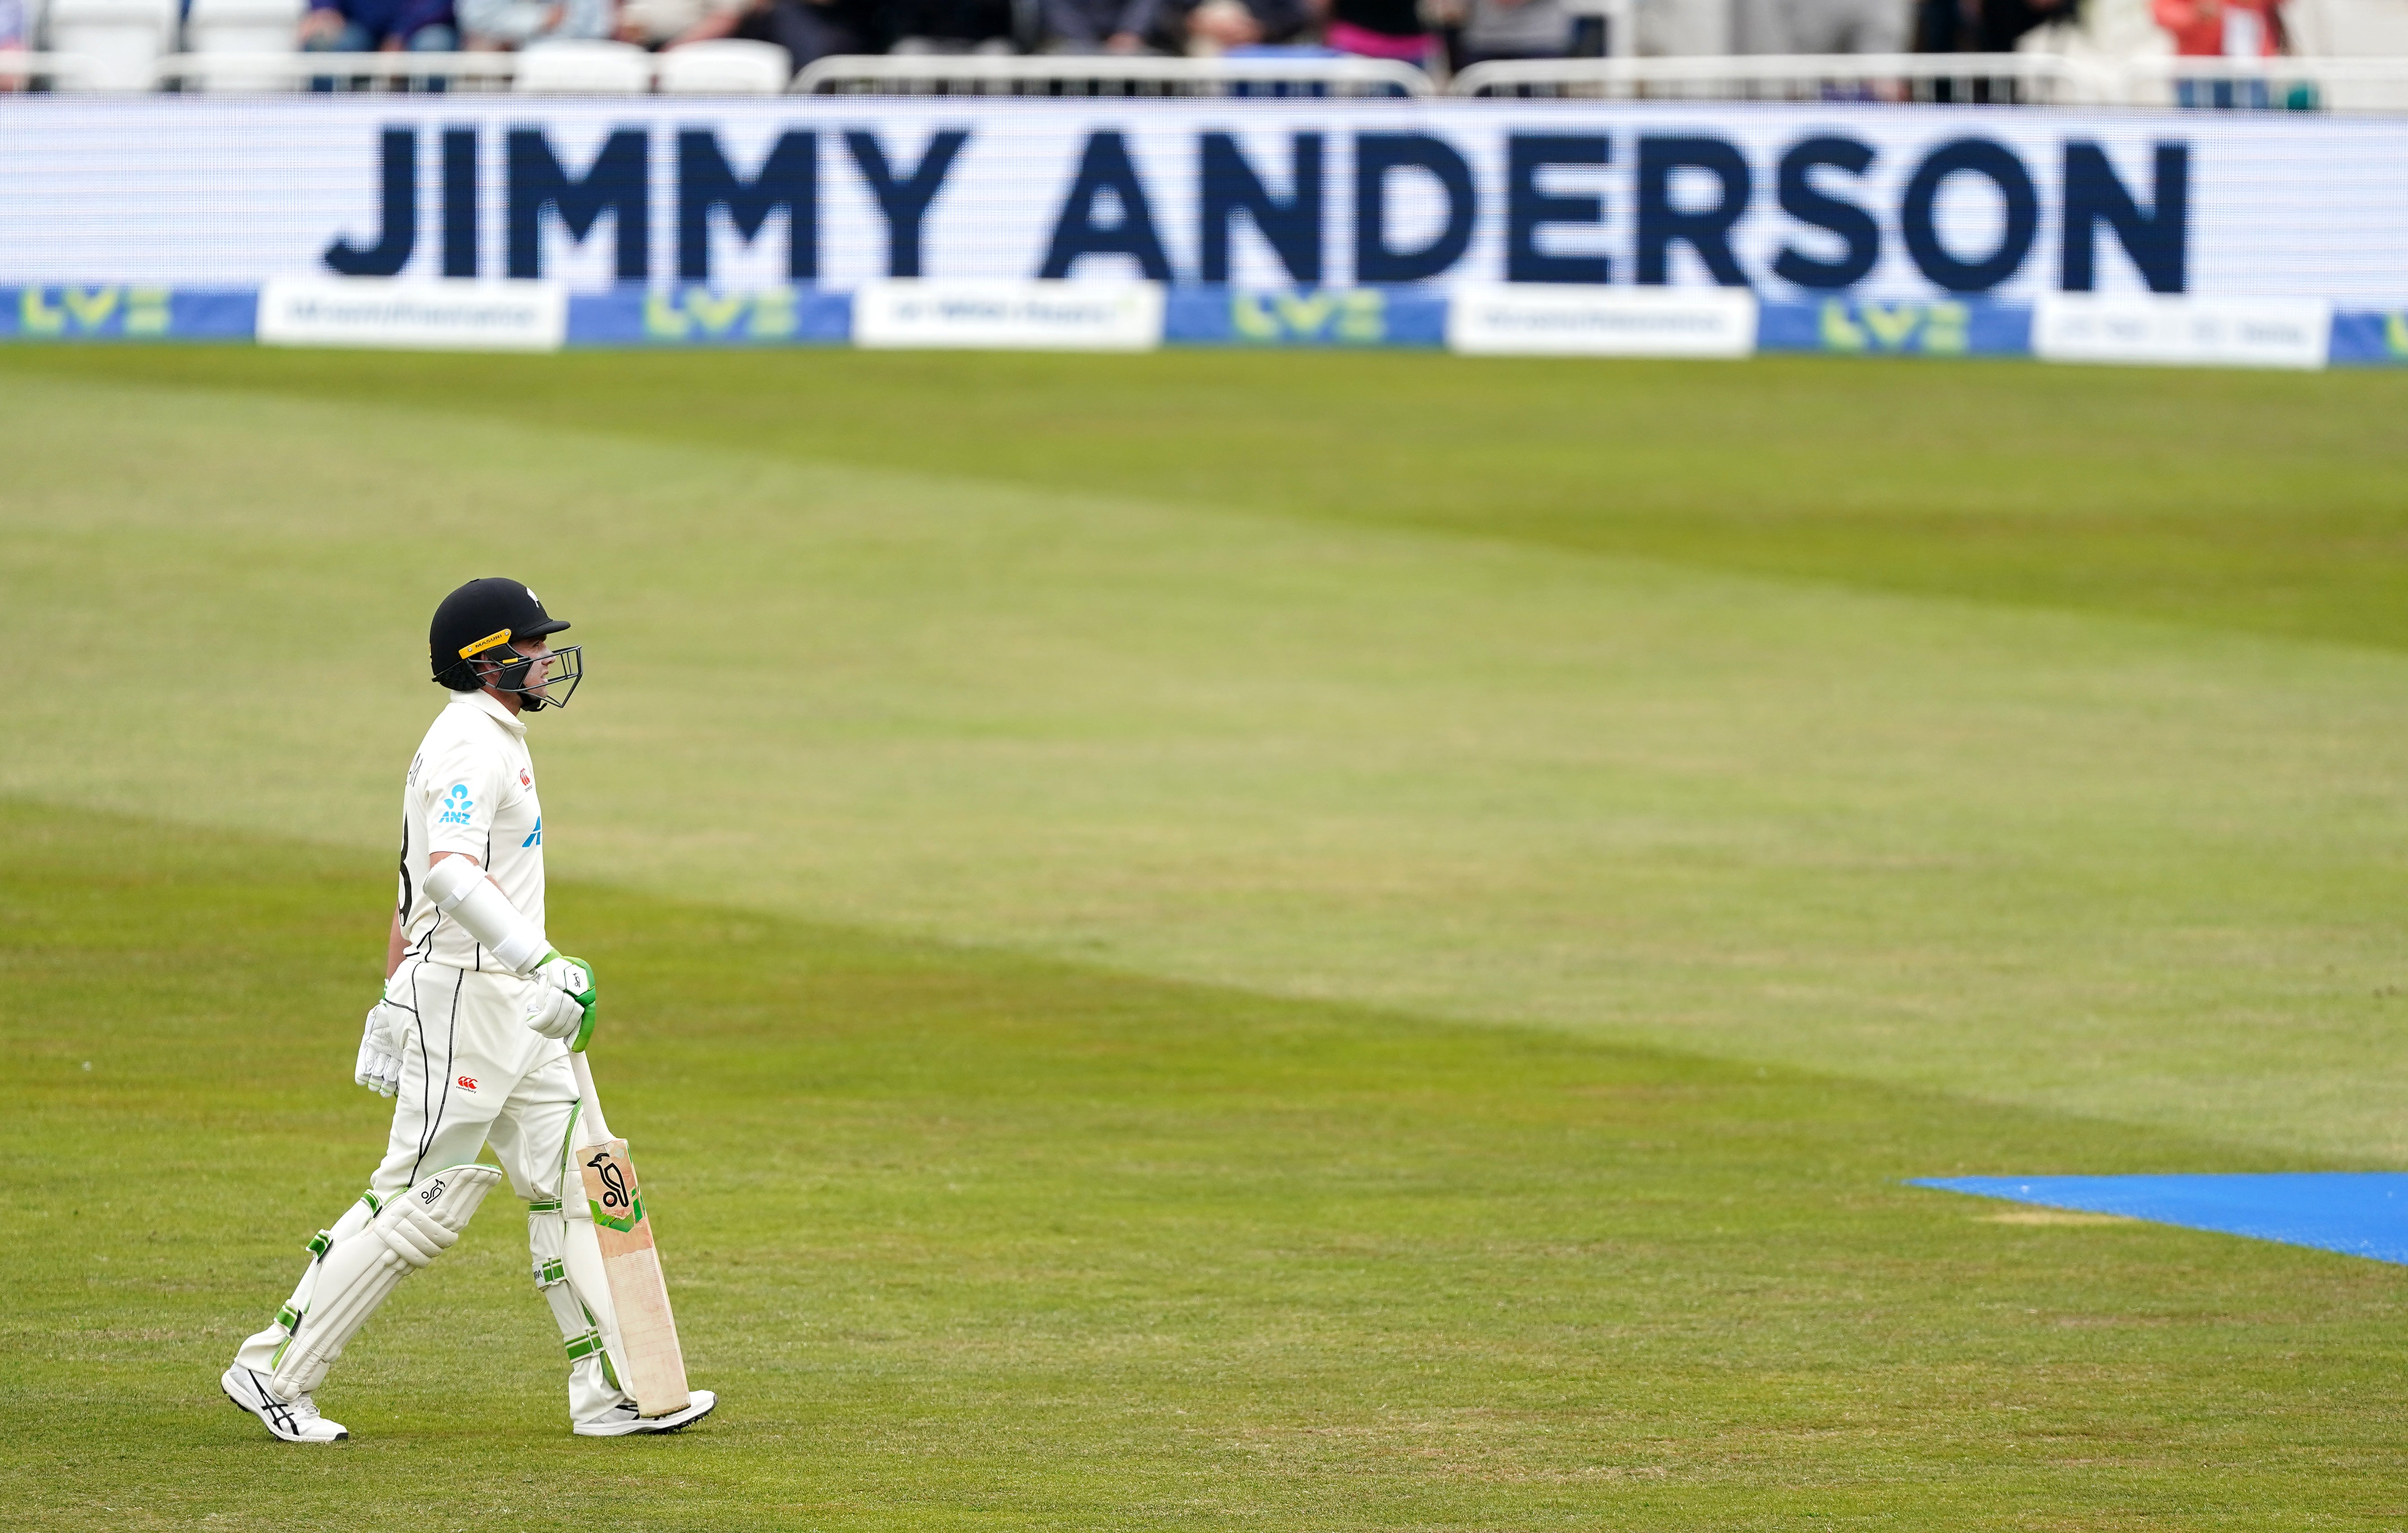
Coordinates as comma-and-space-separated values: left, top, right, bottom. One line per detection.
230, 0, 2308, 75
0, 0, 2373, 91
246, 0, 1603, 73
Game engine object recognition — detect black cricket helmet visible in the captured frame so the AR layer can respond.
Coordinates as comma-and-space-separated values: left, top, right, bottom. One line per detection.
429, 578, 583, 711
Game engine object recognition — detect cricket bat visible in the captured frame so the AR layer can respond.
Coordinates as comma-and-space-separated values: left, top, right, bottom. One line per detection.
570, 1050, 692, 1417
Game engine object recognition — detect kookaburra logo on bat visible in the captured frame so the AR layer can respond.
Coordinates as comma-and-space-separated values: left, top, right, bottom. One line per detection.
586, 1151, 631, 1211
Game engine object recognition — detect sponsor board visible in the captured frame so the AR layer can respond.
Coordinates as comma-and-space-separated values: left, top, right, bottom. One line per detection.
1447, 284, 1757, 357
567, 285, 852, 346
2031, 293, 2332, 370
2, 100, 2406, 311
1756, 298, 2031, 357
12, 281, 2408, 372
0, 285, 254, 341
851, 278, 1163, 350
1163, 286, 1447, 347
256, 276, 568, 350
2328, 311, 2408, 366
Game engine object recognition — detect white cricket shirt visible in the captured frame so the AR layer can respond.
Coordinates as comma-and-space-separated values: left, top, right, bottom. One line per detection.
397, 688, 547, 972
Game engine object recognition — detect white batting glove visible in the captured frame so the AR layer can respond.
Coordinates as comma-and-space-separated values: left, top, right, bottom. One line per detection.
530, 953, 593, 999
355, 991, 409, 1098
522, 953, 597, 1050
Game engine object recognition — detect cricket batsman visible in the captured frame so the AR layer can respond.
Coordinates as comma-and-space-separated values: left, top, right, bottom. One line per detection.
221, 577, 716, 1442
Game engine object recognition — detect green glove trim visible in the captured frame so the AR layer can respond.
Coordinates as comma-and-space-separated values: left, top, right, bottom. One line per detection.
557, 955, 597, 1005
556, 954, 598, 1051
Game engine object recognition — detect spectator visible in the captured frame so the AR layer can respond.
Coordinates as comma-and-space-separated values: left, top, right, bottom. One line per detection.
456, 0, 611, 46
671, 0, 872, 66
1734, 0, 1906, 53
1318, 0, 1435, 65
299, 0, 460, 54
620, 0, 743, 45
1912, 0, 2067, 102
2154, 0, 2278, 105
0, 0, 24, 95
1169, 0, 1308, 51
888, 0, 1016, 49
1046, 0, 1158, 49
1915, 0, 2067, 55
1455, 0, 1571, 61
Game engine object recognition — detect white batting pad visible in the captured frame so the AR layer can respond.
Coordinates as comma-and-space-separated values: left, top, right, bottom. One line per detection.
267, 1164, 503, 1402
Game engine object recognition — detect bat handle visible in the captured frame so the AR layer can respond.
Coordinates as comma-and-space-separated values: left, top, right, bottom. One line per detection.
570, 1050, 616, 1148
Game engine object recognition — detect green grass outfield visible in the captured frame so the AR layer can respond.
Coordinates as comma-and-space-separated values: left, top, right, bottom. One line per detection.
3, 346, 2406, 1528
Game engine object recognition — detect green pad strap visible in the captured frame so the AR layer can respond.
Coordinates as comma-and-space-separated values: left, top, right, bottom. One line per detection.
526, 1199, 562, 1215
357, 1189, 383, 1215
564, 1327, 605, 1362
276, 1304, 301, 1333
588, 1194, 644, 1235
305, 1231, 332, 1260
535, 1257, 566, 1288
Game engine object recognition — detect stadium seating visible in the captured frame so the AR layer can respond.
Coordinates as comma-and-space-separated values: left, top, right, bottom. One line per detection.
182, 0, 303, 91
44, 0, 177, 89
514, 36, 651, 92
658, 38, 791, 93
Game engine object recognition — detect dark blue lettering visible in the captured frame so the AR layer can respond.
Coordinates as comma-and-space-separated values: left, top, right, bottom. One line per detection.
441, 127, 477, 279
325, 127, 415, 277
2061, 141, 2187, 293
506, 128, 648, 281
1772, 136, 1878, 290
1506, 134, 1610, 285
1900, 137, 2036, 293
679, 130, 817, 282
1200, 132, 1322, 285
845, 129, 969, 279
1353, 134, 1476, 284
1041, 131, 1172, 280
1636, 136, 1751, 287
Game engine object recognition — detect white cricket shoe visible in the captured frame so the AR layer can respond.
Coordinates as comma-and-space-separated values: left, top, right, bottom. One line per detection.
573, 1389, 717, 1437
221, 1364, 349, 1443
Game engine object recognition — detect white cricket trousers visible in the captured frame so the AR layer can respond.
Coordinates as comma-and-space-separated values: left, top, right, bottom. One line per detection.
232, 957, 636, 1424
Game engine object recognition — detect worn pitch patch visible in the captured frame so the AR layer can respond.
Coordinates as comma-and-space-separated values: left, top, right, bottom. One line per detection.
1978, 1209, 2137, 1227
1914, 1174, 2408, 1265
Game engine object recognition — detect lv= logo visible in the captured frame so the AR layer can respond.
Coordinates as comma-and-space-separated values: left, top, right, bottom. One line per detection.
1820, 299, 1970, 355
20, 287, 172, 337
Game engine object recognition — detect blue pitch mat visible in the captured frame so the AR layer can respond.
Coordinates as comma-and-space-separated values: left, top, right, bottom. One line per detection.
1912, 1174, 2408, 1266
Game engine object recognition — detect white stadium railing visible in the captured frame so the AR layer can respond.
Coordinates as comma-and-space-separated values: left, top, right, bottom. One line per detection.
134, 37, 789, 92
152, 51, 524, 90
1449, 50, 2408, 109
2117, 50, 2408, 110
0, 53, 107, 89
10, 42, 2408, 109
790, 51, 1436, 96
1450, 51, 2093, 103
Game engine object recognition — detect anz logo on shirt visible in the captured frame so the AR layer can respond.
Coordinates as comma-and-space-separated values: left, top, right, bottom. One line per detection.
437, 784, 475, 826
523, 817, 543, 849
